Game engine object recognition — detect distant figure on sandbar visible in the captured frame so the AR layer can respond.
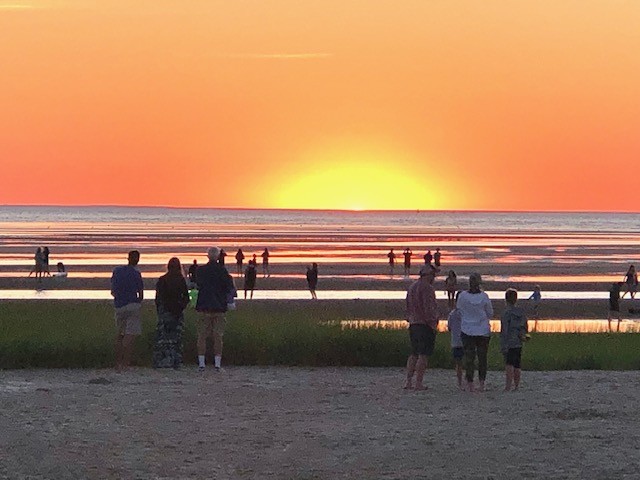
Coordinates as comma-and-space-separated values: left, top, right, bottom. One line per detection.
29, 247, 44, 280
218, 249, 227, 267
621, 265, 638, 299
54, 261, 67, 279
188, 259, 199, 285
306, 263, 318, 299
445, 270, 458, 310
42, 247, 51, 276
235, 248, 245, 276
423, 249, 433, 265
404, 265, 439, 391
57, 262, 65, 273
608, 282, 622, 332
528, 285, 541, 332
111, 250, 144, 373
261, 248, 270, 277
433, 248, 441, 267
403, 248, 412, 277
153, 257, 189, 369
244, 260, 257, 299
387, 249, 396, 276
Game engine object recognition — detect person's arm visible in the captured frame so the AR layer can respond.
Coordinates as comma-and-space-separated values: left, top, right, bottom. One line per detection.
484, 294, 493, 318
110, 272, 117, 298
136, 272, 144, 302
499, 314, 508, 353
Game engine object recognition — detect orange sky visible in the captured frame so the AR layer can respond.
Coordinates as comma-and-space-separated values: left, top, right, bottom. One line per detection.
1, 0, 639, 211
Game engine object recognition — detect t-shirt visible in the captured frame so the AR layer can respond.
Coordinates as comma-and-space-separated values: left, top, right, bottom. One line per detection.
111, 265, 143, 309
458, 290, 493, 337
406, 278, 438, 329
447, 308, 463, 348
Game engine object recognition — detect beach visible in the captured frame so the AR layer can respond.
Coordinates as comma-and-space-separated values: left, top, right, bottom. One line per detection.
2, 367, 640, 479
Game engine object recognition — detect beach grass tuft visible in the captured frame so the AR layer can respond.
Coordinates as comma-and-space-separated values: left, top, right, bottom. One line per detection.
0, 300, 639, 370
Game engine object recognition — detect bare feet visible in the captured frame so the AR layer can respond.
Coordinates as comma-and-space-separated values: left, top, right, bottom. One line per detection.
467, 381, 475, 392
477, 381, 485, 392
414, 384, 427, 391
403, 380, 413, 390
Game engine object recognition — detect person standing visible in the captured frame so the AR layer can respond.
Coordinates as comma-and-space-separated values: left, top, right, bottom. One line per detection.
387, 249, 396, 276
528, 285, 541, 332
404, 265, 439, 391
306, 263, 318, 299
608, 282, 623, 332
187, 260, 198, 284
111, 250, 144, 372
403, 248, 412, 277
447, 291, 464, 390
244, 260, 257, 299
261, 248, 270, 277
445, 270, 458, 310
218, 249, 227, 267
458, 272, 493, 392
500, 288, 528, 391
153, 257, 189, 369
423, 250, 433, 265
433, 248, 441, 268
195, 247, 235, 372
235, 248, 245, 277
42, 246, 51, 276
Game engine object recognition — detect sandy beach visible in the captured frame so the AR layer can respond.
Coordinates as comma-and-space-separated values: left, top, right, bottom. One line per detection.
2, 367, 639, 479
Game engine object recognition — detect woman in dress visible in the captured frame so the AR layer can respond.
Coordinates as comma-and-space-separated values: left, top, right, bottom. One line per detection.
153, 257, 189, 369
457, 272, 493, 392
306, 262, 318, 299
444, 270, 457, 310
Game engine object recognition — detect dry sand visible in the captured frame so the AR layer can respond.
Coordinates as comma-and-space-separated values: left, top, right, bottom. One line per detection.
2, 367, 639, 479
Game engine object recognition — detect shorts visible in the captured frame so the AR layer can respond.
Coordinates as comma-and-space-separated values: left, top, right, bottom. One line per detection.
197, 312, 226, 338
409, 324, 436, 356
504, 347, 522, 369
451, 347, 464, 360
609, 299, 619, 312
115, 303, 142, 336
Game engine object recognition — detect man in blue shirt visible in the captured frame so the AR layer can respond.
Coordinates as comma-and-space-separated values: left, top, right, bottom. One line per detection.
111, 250, 144, 372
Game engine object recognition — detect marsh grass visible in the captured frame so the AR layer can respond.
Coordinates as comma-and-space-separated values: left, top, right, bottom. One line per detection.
0, 300, 639, 369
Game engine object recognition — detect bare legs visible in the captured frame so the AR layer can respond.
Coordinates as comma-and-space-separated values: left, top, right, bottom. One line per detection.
504, 365, 521, 391
404, 354, 428, 390
115, 334, 135, 372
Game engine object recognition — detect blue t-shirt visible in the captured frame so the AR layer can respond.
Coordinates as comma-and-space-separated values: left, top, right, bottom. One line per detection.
111, 265, 143, 308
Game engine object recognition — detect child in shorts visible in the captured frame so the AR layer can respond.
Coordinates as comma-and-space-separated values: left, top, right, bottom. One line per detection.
447, 291, 464, 389
500, 288, 529, 391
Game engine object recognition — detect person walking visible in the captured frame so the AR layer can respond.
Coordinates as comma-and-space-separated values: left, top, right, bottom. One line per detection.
244, 260, 257, 299
195, 247, 235, 372
235, 248, 245, 277
261, 248, 270, 277
111, 250, 144, 372
403, 265, 439, 391
306, 263, 318, 299
621, 265, 638, 299
458, 272, 493, 392
153, 257, 189, 369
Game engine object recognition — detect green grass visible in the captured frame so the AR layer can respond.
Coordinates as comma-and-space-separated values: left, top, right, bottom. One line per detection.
1, 300, 639, 370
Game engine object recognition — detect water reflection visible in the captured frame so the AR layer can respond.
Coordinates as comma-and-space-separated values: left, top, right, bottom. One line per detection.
341, 319, 640, 333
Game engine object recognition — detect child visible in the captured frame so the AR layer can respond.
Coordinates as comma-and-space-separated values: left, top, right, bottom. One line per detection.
608, 282, 622, 332
447, 291, 464, 389
500, 288, 529, 391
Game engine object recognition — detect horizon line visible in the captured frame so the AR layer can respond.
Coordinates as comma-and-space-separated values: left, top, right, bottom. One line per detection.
1, 203, 639, 215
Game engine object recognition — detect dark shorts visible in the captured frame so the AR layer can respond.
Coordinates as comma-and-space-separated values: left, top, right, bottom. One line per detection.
504, 347, 522, 368
409, 324, 436, 356
609, 299, 620, 312
452, 347, 464, 360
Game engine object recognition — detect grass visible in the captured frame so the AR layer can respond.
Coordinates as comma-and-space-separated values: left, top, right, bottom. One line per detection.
1, 300, 639, 370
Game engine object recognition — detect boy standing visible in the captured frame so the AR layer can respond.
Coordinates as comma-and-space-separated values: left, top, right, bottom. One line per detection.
500, 288, 528, 391
608, 282, 622, 332
447, 291, 464, 389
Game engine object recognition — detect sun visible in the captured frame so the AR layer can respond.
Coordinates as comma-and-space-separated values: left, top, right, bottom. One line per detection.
268, 145, 447, 210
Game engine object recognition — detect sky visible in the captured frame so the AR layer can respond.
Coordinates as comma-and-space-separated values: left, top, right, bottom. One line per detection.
1, 0, 639, 211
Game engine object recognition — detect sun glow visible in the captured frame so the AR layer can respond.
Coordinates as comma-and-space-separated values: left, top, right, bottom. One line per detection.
269, 147, 447, 210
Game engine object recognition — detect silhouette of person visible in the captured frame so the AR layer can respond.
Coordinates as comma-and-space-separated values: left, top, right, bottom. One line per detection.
261, 248, 270, 277
387, 249, 396, 276
433, 248, 441, 267
306, 263, 318, 299
244, 260, 258, 299
218, 249, 227, 266
403, 248, 412, 277
235, 249, 245, 276
188, 260, 198, 284
424, 250, 433, 265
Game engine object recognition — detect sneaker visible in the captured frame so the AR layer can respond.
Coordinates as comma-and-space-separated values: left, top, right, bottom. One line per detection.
198, 366, 205, 372
214, 366, 223, 373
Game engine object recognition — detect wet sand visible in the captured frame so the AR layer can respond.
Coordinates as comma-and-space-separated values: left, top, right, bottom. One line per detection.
2, 367, 639, 479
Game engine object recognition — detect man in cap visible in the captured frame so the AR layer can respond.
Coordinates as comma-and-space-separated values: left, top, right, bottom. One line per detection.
195, 247, 235, 371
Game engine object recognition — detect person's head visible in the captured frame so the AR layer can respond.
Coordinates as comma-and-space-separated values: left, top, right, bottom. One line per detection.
207, 247, 220, 262
505, 288, 518, 306
468, 272, 482, 293
167, 257, 181, 274
128, 250, 140, 266
448, 269, 456, 278
436, 248, 440, 252
534, 285, 541, 292
629, 265, 635, 273
193, 259, 197, 264
419, 264, 438, 284
56, 262, 65, 272
312, 262, 318, 269
36, 247, 42, 253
